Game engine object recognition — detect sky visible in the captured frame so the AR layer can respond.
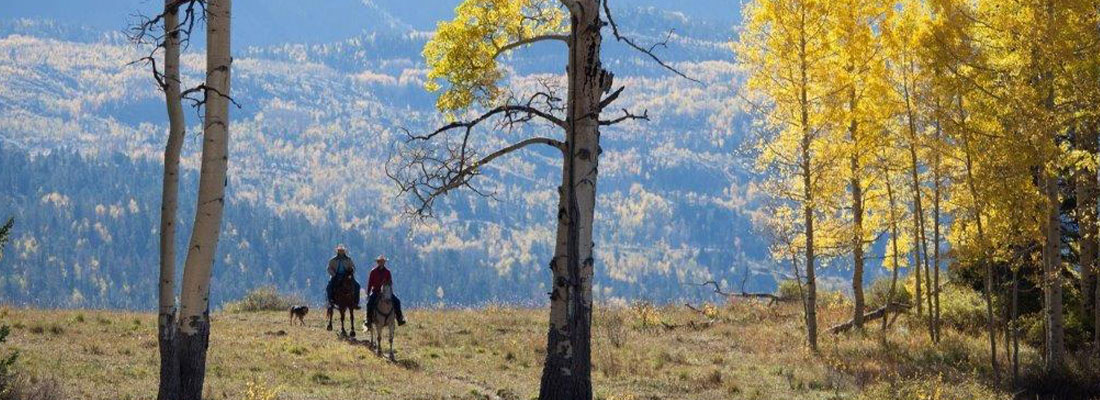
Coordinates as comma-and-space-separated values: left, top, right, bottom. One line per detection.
5, 0, 741, 46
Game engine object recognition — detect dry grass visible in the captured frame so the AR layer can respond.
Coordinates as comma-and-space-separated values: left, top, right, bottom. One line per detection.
0, 301, 1015, 399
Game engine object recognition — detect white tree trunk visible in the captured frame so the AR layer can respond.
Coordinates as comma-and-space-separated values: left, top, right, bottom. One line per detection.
539, 1, 602, 398
157, 1, 187, 399
1043, 170, 1064, 372
177, 0, 231, 398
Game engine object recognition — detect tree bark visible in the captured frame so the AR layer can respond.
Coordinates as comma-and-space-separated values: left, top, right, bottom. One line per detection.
538, 1, 602, 398
909, 129, 933, 339
1043, 170, 1065, 373
1011, 267, 1020, 387
850, 160, 865, 330
797, 3, 818, 353
176, 0, 231, 398
157, 1, 186, 399
1075, 124, 1098, 349
959, 96, 998, 382
1040, 0, 1064, 374
931, 120, 943, 343
914, 242, 923, 317
848, 89, 865, 331
900, 78, 932, 339
882, 168, 901, 338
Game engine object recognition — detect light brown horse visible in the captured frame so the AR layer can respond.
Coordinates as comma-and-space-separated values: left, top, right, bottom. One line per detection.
365, 284, 396, 358
326, 275, 358, 338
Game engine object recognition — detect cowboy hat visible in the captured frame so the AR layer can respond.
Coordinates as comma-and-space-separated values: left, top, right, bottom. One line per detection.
375, 255, 388, 262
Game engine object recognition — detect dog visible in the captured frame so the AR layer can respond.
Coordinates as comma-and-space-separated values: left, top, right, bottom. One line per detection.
289, 305, 309, 326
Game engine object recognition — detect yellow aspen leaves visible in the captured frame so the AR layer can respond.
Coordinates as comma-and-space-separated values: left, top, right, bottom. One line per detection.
423, 0, 566, 113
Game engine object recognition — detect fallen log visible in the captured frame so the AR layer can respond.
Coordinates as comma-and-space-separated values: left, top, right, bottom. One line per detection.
828, 302, 911, 334
690, 280, 786, 305
660, 320, 714, 331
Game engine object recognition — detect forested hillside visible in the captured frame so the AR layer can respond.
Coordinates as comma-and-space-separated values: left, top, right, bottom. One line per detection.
0, 2, 831, 308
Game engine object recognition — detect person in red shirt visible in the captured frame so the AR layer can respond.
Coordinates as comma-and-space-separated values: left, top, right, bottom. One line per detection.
366, 255, 405, 325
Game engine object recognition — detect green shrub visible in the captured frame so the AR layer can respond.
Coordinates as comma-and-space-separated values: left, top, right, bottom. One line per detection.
938, 284, 987, 334
777, 279, 847, 307
223, 286, 304, 313
820, 290, 850, 308
867, 276, 912, 310
776, 279, 803, 301
1018, 312, 1044, 348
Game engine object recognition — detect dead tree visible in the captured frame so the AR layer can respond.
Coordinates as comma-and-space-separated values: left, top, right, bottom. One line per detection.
389, 1, 692, 398
688, 275, 785, 305
828, 302, 911, 334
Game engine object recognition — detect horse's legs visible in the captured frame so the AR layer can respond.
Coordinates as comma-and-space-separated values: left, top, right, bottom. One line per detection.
367, 321, 375, 348
349, 307, 356, 338
375, 324, 383, 356
326, 306, 333, 331
388, 321, 395, 359
339, 308, 347, 336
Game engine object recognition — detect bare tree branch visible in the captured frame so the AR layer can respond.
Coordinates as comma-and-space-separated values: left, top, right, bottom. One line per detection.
599, 85, 625, 110
494, 34, 570, 59
602, 0, 701, 84
600, 108, 649, 125
389, 133, 565, 217
128, 1, 205, 92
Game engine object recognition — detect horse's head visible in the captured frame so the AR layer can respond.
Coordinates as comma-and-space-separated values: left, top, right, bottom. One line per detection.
380, 284, 393, 299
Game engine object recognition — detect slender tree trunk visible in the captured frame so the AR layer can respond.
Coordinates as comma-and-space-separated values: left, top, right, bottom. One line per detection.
959, 96, 998, 382
914, 247, 923, 318
539, 1, 602, 398
157, 2, 186, 399
902, 82, 934, 341
789, 247, 808, 332
1076, 124, 1099, 349
1040, 0, 1064, 374
1011, 267, 1020, 387
850, 114, 865, 331
803, 150, 818, 352
1043, 170, 1065, 373
176, 1, 231, 398
883, 170, 901, 339
931, 123, 943, 344
798, 4, 818, 353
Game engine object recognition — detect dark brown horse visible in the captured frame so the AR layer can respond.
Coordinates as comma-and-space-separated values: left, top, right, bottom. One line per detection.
326, 275, 358, 337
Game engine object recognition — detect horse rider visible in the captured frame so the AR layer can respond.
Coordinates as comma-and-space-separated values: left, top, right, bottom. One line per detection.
326, 244, 361, 309
367, 255, 406, 326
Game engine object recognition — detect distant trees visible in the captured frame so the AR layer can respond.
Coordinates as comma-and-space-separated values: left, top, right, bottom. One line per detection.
739, 0, 1100, 379
0, 217, 12, 261
131, 0, 234, 398
392, 0, 687, 398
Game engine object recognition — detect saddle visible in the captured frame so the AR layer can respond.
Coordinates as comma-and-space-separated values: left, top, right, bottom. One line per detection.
367, 297, 393, 326
329, 274, 360, 309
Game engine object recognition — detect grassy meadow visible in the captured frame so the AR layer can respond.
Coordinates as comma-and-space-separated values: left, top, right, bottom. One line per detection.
1, 299, 1019, 400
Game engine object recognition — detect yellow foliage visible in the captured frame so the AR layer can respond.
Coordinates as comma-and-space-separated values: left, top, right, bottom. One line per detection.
701, 303, 719, 320
243, 380, 280, 400
423, 0, 566, 113
631, 301, 662, 328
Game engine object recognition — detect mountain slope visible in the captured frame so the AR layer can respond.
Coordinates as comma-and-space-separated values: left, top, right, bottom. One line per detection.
0, 2, 859, 308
